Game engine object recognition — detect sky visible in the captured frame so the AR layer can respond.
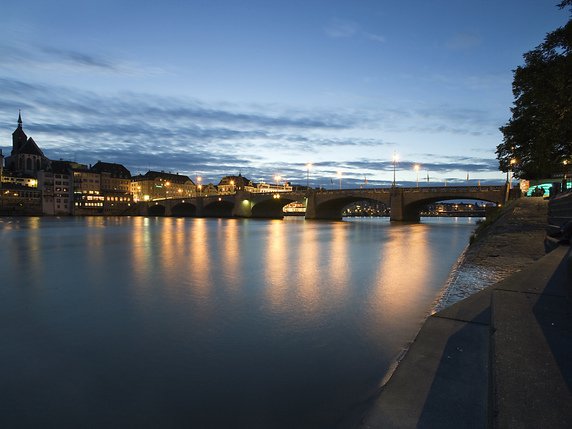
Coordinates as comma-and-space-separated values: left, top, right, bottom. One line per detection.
0, 0, 569, 188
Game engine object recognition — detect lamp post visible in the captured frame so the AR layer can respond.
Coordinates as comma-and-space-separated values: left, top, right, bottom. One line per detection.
305, 163, 312, 188
337, 171, 342, 190
414, 164, 420, 188
508, 158, 516, 188
197, 176, 202, 196
392, 152, 398, 187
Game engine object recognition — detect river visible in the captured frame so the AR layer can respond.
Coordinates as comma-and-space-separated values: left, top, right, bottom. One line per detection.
0, 216, 478, 428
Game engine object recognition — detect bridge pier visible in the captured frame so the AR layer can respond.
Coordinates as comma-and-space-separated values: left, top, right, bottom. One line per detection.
389, 188, 420, 222
231, 191, 254, 218
305, 191, 317, 220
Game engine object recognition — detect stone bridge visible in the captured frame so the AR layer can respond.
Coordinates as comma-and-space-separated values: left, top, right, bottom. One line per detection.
307, 186, 509, 221
133, 191, 307, 219
134, 185, 510, 221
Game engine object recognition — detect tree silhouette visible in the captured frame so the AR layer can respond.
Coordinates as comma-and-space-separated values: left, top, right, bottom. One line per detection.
497, 1, 571, 179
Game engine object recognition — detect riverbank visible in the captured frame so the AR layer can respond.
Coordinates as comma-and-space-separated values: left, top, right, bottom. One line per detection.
434, 197, 548, 312
358, 196, 572, 428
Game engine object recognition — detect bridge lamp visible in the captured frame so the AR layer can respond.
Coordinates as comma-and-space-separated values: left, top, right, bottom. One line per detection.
414, 164, 420, 188
196, 176, 202, 196
305, 163, 312, 188
336, 171, 343, 190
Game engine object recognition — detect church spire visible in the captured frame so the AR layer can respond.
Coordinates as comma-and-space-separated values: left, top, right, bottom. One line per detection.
17, 110, 22, 128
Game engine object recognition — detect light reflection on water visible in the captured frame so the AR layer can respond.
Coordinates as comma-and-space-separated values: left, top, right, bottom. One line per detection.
0, 216, 477, 428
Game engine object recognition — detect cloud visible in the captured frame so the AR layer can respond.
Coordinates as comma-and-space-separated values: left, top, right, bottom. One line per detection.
324, 18, 359, 38
40, 46, 118, 70
445, 32, 482, 51
364, 32, 386, 43
0, 41, 165, 77
324, 19, 385, 44
0, 76, 503, 185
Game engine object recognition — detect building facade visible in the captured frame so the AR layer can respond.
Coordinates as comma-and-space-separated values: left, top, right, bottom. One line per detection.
90, 161, 133, 214
217, 174, 252, 194
37, 161, 74, 215
131, 171, 195, 201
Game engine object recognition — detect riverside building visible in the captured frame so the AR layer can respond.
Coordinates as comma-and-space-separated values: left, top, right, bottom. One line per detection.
131, 171, 196, 202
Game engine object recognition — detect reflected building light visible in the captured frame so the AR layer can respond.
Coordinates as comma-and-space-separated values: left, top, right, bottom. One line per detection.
265, 221, 289, 310
296, 221, 321, 314
366, 225, 430, 329
189, 218, 210, 299
222, 220, 241, 290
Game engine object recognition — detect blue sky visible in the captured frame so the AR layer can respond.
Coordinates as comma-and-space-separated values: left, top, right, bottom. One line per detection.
0, 0, 568, 187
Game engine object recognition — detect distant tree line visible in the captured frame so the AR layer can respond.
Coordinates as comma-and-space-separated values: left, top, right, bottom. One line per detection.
497, 0, 571, 179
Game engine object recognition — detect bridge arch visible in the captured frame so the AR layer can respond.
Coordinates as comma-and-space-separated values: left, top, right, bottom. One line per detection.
171, 202, 197, 217
203, 200, 234, 217
251, 195, 300, 218
148, 203, 166, 216
310, 193, 390, 220
400, 194, 501, 222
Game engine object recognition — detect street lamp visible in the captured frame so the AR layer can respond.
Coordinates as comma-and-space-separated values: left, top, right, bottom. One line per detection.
197, 176, 202, 196
305, 163, 312, 188
508, 158, 516, 188
337, 171, 342, 190
274, 175, 282, 190
414, 164, 420, 188
392, 152, 398, 187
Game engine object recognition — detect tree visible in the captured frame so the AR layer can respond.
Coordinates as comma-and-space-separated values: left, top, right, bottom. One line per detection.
497, 1, 572, 179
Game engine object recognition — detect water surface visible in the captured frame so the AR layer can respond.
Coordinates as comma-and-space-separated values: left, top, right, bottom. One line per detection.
0, 216, 476, 428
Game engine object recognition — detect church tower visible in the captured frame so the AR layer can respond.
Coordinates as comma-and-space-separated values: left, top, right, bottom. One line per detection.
5, 111, 49, 175
12, 110, 28, 155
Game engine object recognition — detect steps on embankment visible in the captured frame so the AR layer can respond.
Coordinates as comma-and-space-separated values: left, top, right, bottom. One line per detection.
491, 244, 572, 428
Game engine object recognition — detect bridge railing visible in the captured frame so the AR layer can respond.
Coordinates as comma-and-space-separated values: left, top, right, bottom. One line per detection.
313, 188, 392, 196
313, 186, 504, 195
394, 186, 505, 192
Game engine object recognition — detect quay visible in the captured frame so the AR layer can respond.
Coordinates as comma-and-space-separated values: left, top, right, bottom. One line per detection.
358, 195, 572, 428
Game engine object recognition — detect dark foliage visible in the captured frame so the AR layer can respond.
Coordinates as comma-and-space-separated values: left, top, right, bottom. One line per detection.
497, 2, 572, 179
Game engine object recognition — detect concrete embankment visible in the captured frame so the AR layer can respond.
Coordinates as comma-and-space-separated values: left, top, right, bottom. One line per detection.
358, 197, 572, 428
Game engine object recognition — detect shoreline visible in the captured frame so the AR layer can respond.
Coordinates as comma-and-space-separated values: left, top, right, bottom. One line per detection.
349, 197, 550, 428
433, 197, 548, 313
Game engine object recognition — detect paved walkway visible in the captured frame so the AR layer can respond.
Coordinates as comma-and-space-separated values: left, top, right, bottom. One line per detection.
359, 198, 572, 428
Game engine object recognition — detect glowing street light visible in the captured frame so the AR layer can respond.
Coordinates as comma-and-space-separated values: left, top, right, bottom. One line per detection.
508, 158, 516, 188
305, 162, 312, 188
336, 171, 342, 190
197, 176, 202, 196
414, 164, 420, 188
274, 174, 281, 186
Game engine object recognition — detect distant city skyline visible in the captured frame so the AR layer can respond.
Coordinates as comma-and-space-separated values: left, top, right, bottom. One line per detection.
0, 0, 568, 187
